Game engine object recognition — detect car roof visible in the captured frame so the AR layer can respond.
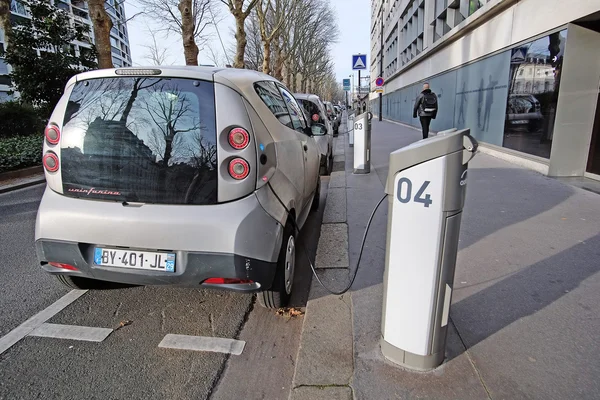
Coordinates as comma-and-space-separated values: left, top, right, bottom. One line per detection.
294, 93, 321, 102
65, 66, 279, 94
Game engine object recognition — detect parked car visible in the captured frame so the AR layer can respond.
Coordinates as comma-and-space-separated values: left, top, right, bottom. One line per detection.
506, 93, 544, 132
324, 101, 340, 136
35, 66, 323, 308
295, 93, 333, 176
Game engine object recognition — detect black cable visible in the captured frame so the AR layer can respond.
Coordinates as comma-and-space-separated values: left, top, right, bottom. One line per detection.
267, 181, 387, 295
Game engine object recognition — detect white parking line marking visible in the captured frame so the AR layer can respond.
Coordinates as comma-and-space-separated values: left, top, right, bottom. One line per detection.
0, 290, 88, 355
29, 323, 112, 342
158, 334, 245, 355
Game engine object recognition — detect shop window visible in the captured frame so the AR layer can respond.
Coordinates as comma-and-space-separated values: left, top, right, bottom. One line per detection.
503, 29, 567, 159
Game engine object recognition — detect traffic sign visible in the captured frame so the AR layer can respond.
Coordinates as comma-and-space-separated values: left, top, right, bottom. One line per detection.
352, 54, 367, 70
375, 88, 384, 94
376, 77, 384, 87
343, 79, 351, 91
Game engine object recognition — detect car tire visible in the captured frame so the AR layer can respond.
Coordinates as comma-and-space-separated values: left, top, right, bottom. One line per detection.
311, 179, 321, 212
257, 221, 296, 309
55, 275, 134, 290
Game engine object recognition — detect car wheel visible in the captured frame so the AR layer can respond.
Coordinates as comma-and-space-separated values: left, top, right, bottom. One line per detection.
311, 179, 321, 211
54, 274, 127, 290
319, 155, 328, 176
257, 222, 295, 308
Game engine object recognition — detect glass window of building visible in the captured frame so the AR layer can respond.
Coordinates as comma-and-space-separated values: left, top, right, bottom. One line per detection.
503, 29, 567, 159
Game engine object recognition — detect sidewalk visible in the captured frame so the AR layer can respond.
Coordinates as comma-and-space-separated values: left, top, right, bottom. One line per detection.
291, 119, 600, 399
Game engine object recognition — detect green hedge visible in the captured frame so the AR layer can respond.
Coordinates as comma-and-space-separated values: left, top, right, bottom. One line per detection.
0, 101, 46, 139
0, 134, 44, 173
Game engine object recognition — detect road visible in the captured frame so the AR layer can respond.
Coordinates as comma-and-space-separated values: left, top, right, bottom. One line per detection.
0, 178, 327, 400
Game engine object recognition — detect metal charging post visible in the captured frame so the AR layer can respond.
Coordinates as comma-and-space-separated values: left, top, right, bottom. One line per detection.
348, 111, 355, 147
353, 111, 372, 174
381, 129, 477, 370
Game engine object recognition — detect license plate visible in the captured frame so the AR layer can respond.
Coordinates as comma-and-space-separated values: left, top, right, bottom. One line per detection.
94, 248, 175, 272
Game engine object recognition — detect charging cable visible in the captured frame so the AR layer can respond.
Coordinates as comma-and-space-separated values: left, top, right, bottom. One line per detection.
267, 182, 387, 295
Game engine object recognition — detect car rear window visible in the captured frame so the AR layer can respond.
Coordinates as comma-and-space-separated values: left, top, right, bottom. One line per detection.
60, 77, 218, 205
297, 99, 325, 124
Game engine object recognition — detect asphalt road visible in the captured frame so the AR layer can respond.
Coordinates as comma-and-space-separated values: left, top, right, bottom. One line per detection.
0, 181, 327, 400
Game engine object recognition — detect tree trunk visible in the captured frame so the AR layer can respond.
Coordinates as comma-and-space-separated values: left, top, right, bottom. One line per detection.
262, 40, 271, 75
178, 0, 199, 66
88, 0, 113, 69
0, 0, 11, 47
273, 46, 285, 81
233, 12, 247, 68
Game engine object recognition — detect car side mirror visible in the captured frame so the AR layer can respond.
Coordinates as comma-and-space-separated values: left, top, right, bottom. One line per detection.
311, 123, 327, 136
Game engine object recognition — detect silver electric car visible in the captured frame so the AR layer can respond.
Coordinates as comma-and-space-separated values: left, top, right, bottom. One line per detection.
35, 66, 323, 308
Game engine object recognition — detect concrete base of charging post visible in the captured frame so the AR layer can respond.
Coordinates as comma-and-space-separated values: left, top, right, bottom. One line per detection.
380, 128, 477, 371
353, 112, 372, 174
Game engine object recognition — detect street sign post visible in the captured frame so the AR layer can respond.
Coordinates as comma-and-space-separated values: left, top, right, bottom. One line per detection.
343, 79, 351, 91
352, 55, 367, 70
352, 54, 367, 112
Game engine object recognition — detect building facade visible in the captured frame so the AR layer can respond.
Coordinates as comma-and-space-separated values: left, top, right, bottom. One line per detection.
371, 0, 600, 180
0, 0, 132, 101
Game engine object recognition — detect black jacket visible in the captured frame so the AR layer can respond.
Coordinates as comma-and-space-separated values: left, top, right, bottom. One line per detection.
413, 89, 438, 119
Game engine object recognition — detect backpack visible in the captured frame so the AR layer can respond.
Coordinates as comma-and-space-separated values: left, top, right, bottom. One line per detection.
422, 92, 438, 113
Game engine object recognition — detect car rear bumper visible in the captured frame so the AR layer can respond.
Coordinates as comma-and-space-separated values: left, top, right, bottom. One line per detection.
36, 239, 276, 292
35, 186, 284, 291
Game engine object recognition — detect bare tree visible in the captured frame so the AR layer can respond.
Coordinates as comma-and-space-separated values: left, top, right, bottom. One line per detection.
0, 0, 11, 47
219, 0, 259, 68
88, 0, 113, 68
255, 0, 291, 75
137, 0, 215, 65
141, 22, 172, 65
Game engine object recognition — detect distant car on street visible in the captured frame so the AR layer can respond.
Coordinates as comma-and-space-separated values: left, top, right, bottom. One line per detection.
324, 101, 339, 136
295, 93, 333, 176
35, 66, 323, 308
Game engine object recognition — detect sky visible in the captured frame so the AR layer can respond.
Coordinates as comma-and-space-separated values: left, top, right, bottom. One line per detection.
123, 0, 371, 84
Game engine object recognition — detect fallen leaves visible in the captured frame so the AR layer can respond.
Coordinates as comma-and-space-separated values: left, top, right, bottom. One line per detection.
276, 308, 305, 318
114, 320, 133, 331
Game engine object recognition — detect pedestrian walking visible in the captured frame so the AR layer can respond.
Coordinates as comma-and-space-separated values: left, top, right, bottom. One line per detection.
413, 83, 438, 139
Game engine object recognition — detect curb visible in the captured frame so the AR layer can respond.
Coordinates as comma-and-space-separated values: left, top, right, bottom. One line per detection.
0, 177, 46, 194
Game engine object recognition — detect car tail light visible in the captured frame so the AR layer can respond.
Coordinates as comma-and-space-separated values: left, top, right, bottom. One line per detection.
45, 124, 60, 145
49, 262, 78, 271
228, 127, 250, 150
43, 152, 59, 172
204, 278, 253, 284
228, 158, 249, 180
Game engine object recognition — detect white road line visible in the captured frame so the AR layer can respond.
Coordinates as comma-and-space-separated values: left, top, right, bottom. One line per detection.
29, 323, 112, 342
158, 334, 245, 355
0, 289, 88, 355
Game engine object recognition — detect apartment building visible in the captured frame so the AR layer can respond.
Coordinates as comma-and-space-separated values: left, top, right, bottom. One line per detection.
0, 0, 132, 101
371, 0, 600, 180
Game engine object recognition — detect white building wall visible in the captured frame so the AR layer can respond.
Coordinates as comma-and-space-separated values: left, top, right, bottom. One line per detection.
380, 0, 600, 94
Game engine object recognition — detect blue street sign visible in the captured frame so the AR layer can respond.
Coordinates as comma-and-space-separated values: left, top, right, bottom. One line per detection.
376, 77, 384, 87
352, 54, 367, 70
343, 79, 351, 91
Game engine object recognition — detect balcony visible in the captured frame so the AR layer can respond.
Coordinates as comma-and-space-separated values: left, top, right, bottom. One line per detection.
10, 0, 30, 17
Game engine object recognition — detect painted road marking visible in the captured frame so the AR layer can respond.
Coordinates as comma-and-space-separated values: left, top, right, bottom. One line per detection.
158, 334, 245, 355
29, 323, 112, 342
0, 290, 88, 355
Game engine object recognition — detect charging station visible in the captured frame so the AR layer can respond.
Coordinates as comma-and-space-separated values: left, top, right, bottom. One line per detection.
381, 128, 477, 370
353, 111, 372, 174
